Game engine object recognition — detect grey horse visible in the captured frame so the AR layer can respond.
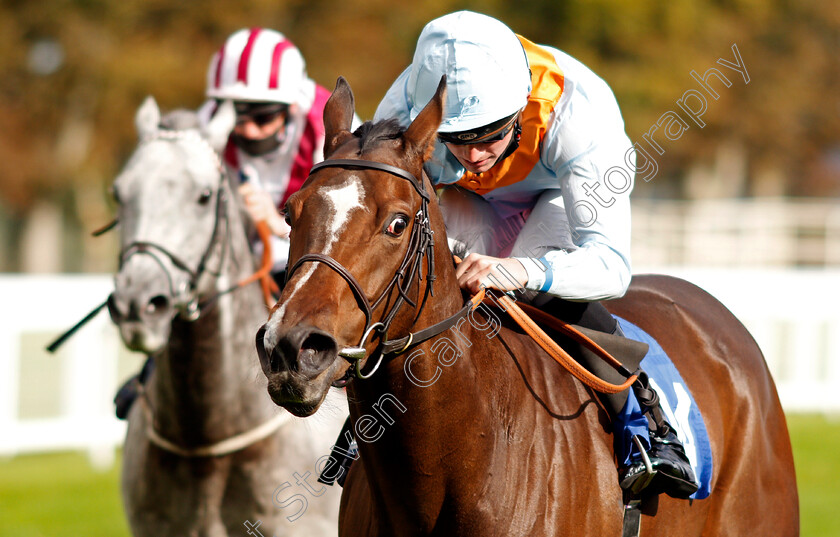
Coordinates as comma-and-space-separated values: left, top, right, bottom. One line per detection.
108, 96, 346, 536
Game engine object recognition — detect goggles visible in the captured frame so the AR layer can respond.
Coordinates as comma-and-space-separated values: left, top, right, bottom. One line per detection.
232, 102, 290, 127
437, 111, 519, 145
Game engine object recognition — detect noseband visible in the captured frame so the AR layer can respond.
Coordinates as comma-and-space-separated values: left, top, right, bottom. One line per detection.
286, 159, 475, 380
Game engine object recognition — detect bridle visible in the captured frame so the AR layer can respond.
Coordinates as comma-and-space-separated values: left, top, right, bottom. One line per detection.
110, 129, 233, 323
285, 158, 475, 380
50, 127, 276, 353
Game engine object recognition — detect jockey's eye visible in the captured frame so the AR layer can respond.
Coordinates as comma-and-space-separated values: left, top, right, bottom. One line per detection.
198, 188, 213, 205
386, 215, 408, 237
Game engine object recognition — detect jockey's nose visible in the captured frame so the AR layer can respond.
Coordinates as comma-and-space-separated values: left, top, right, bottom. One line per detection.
466, 145, 485, 160
235, 119, 268, 139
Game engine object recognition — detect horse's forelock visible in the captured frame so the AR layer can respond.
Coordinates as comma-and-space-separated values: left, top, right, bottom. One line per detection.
353, 119, 405, 154
159, 109, 201, 131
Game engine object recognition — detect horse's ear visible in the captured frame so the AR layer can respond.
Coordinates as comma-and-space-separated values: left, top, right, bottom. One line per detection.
203, 100, 236, 152
404, 75, 446, 162
136, 96, 160, 139
323, 77, 356, 158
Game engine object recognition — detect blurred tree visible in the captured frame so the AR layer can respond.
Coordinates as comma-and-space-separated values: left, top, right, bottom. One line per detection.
0, 0, 837, 270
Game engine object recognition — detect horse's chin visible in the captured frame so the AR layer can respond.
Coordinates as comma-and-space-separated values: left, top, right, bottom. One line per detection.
119, 323, 169, 354
279, 400, 322, 418
265, 369, 336, 417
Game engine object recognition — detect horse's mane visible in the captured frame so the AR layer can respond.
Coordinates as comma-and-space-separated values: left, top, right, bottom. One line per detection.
353, 118, 404, 154
159, 109, 201, 131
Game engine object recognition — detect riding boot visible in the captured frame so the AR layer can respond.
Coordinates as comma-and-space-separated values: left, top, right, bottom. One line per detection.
114, 355, 155, 420
537, 299, 698, 498
619, 369, 699, 499
318, 416, 357, 487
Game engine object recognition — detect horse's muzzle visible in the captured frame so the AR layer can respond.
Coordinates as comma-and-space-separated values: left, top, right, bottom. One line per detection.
256, 323, 339, 378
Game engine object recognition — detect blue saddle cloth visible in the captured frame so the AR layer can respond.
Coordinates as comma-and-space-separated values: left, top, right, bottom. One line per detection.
613, 316, 713, 500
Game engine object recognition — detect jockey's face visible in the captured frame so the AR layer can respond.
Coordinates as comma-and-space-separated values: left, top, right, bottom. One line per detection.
234, 108, 289, 140
443, 128, 515, 174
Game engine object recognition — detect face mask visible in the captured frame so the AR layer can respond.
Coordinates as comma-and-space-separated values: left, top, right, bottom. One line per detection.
232, 131, 284, 157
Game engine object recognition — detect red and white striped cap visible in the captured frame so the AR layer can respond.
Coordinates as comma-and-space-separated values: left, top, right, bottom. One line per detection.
206, 28, 307, 104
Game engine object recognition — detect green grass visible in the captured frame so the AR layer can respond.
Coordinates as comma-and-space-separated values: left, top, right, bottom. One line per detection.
0, 413, 838, 536
0, 451, 129, 537
788, 414, 840, 537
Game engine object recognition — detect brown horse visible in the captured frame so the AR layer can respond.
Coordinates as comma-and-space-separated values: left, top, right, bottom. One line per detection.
255, 77, 799, 536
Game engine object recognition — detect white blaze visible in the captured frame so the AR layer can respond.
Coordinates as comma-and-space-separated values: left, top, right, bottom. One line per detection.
271, 177, 366, 322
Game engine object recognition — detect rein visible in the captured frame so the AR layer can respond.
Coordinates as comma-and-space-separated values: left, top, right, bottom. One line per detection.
475, 288, 639, 394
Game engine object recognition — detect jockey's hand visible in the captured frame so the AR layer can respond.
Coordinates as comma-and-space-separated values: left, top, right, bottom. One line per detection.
455, 253, 528, 295
238, 183, 291, 239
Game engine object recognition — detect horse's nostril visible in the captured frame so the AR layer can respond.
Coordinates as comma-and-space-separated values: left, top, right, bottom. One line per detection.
147, 295, 169, 314
298, 333, 338, 372
271, 351, 283, 373
302, 333, 336, 354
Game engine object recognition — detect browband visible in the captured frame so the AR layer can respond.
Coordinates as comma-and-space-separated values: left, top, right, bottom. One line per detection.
309, 159, 429, 201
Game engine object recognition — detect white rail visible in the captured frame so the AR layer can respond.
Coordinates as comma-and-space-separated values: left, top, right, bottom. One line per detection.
0, 270, 838, 462
0, 275, 133, 467
631, 198, 840, 267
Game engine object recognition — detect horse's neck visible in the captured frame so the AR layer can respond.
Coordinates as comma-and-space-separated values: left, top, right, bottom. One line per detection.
346, 235, 497, 487
346, 318, 507, 523
151, 195, 274, 443
346, 218, 602, 525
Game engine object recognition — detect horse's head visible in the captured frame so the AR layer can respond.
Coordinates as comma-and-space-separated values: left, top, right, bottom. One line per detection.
256, 76, 448, 416
107, 96, 236, 353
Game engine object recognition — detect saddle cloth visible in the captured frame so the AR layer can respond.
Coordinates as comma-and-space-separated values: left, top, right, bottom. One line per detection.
614, 316, 713, 500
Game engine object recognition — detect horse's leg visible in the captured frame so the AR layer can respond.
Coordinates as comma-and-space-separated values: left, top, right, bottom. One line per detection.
122, 404, 234, 537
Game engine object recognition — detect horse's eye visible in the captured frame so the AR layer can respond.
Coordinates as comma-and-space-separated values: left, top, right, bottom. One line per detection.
110, 186, 121, 205
198, 188, 213, 205
386, 215, 408, 237
283, 212, 292, 227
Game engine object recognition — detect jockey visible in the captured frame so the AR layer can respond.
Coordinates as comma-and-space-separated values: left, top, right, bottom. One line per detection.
373, 11, 698, 499
115, 28, 357, 420
198, 27, 331, 284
